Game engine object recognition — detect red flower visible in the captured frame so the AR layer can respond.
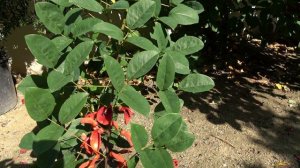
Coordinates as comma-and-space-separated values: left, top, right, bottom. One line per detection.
90, 130, 101, 153
109, 151, 127, 168
80, 133, 93, 155
119, 106, 134, 125
173, 159, 179, 168
96, 106, 113, 125
79, 154, 100, 168
120, 129, 133, 147
81, 112, 98, 128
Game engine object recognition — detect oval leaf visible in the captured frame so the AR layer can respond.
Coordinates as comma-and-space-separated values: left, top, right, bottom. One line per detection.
172, 36, 204, 55
131, 123, 148, 152
25, 34, 60, 68
126, 0, 155, 29
35, 2, 65, 34
169, 4, 199, 25
25, 88, 56, 121
140, 148, 173, 168
18, 75, 47, 95
166, 129, 195, 152
179, 73, 215, 93
33, 123, 64, 156
119, 85, 150, 116
104, 56, 125, 91
151, 113, 182, 145
52, 36, 73, 52
150, 22, 168, 51
156, 55, 175, 90
127, 50, 159, 79
166, 51, 190, 74
64, 41, 94, 75
72, 18, 102, 37
126, 36, 158, 51
51, 0, 72, 7
69, 0, 103, 13
59, 93, 88, 124
93, 21, 124, 41
158, 90, 180, 113
19, 132, 36, 150
47, 71, 73, 92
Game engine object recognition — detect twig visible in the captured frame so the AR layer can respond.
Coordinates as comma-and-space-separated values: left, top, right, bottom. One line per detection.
210, 134, 235, 149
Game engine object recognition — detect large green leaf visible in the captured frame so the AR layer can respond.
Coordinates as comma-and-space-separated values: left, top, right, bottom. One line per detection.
126, 36, 158, 51
150, 22, 168, 51
93, 21, 124, 41
25, 88, 56, 121
127, 155, 139, 168
172, 36, 204, 55
110, 0, 129, 9
166, 124, 195, 152
47, 71, 73, 92
156, 55, 175, 90
131, 123, 148, 152
126, 0, 155, 29
51, 0, 72, 7
71, 18, 102, 37
151, 113, 182, 145
127, 50, 159, 79
178, 73, 215, 93
119, 85, 150, 116
19, 132, 35, 150
52, 36, 73, 52
140, 148, 173, 168
35, 2, 65, 34
18, 75, 47, 95
169, 4, 199, 25
158, 90, 180, 113
166, 51, 190, 74
69, 0, 103, 13
33, 123, 64, 155
59, 93, 88, 124
153, 0, 161, 16
159, 17, 178, 30
64, 8, 82, 36
104, 56, 125, 92
25, 34, 60, 68
64, 41, 94, 75
184, 1, 204, 14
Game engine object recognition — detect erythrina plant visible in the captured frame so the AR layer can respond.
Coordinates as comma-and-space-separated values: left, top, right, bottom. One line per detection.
18, 0, 214, 167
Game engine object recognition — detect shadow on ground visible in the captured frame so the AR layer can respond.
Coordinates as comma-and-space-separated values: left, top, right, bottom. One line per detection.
181, 41, 300, 167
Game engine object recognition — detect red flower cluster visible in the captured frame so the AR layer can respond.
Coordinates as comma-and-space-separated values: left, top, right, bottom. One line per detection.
79, 106, 134, 168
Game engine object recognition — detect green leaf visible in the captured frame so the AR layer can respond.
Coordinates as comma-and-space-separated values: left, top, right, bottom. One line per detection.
166, 51, 190, 74
170, 0, 183, 5
153, 0, 161, 16
25, 88, 56, 121
64, 8, 82, 36
59, 119, 86, 149
52, 36, 73, 52
156, 55, 175, 90
126, 0, 155, 29
47, 71, 73, 92
71, 18, 102, 37
36, 143, 60, 168
119, 85, 150, 116
151, 113, 182, 145
69, 0, 103, 13
110, 0, 129, 9
64, 41, 94, 75
184, 1, 204, 14
159, 17, 178, 30
126, 36, 158, 51
61, 151, 77, 168
131, 123, 148, 152
178, 73, 215, 93
151, 22, 168, 51
172, 36, 204, 55
127, 50, 159, 79
169, 4, 199, 25
166, 124, 195, 152
19, 132, 35, 150
127, 155, 139, 168
35, 2, 65, 34
33, 123, 64, 155
25, 34, 60, 68
59, 93, 88, 124
93, 21, 124, 41
17, 75, 47, 95
158, 90, 180, 113
104, 56, 125, 92
51, 0, 72, 7
140, 148, 173, 168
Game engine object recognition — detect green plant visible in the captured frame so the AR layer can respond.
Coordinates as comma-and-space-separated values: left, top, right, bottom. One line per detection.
18, 0, 214, 167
